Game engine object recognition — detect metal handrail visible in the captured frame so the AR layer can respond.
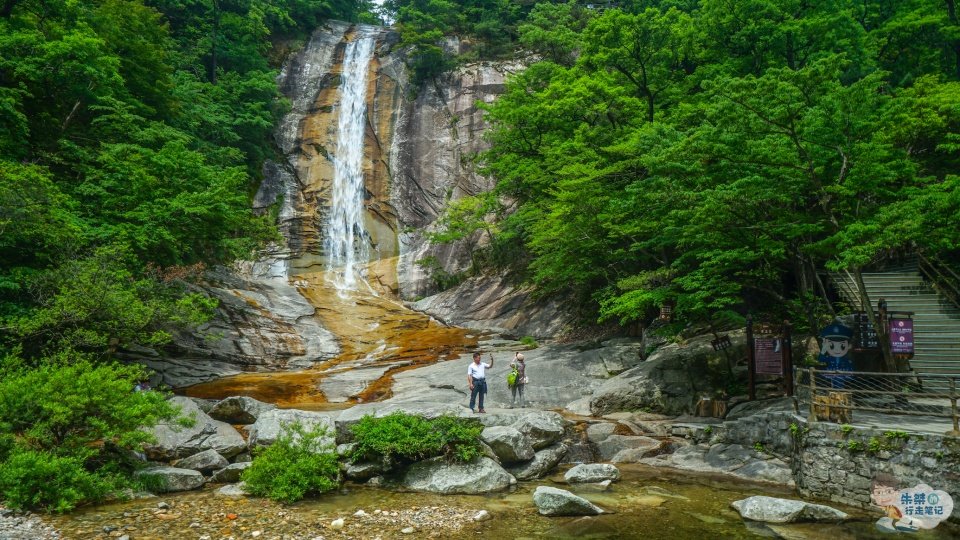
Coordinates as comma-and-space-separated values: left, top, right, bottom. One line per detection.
918, 253, 960, 310
794, 367, 960, 436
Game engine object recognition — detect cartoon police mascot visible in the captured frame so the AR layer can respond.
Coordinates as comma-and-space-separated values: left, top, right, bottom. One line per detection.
818, 322, 854, 388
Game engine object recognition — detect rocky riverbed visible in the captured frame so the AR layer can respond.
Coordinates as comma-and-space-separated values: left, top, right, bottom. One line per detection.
45, 464, 955, 540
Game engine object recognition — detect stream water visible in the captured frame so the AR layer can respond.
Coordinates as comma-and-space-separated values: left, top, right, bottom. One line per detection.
50, 464, 958, 540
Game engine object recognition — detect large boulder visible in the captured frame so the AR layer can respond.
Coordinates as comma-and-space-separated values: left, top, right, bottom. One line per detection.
248, 409, 335, 448
210, 462, 251, 483
533, 486, 605, 516
401, 457, 514, 494
507, 443, 568, 481
589, 332, 746, 416
731, 496, 848, 523
208, 396, 276, 424
175, 449, 229, 473
640, 444, 794, 486
144, 397, 246, 460
481, 426, 535, 464
595, 435, 661, 462
564, 463, 621, 484
478, 410, 566, 450
135, 467, 205, 493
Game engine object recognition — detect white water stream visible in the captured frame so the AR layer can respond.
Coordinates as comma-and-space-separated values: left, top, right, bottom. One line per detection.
325, 32, 376, 293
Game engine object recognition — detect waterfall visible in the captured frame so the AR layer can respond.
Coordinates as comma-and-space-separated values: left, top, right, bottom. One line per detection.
325, 32, 376, 292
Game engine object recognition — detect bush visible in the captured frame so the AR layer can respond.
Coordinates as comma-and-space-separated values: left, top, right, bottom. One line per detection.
241, 422, 339, 503
0, 350, 182, 511
349, 412, 483, 465
0, 449, 117, 513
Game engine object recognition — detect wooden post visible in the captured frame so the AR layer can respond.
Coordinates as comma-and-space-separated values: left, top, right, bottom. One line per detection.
808, 368, 818, 423
783, 321, 793, 397
747, 315, 756, 401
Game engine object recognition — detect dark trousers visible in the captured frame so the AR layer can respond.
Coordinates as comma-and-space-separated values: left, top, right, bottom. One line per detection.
469, 379, 487, 410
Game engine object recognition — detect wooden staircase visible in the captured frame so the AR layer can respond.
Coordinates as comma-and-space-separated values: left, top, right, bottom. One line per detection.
830, 260, 960, 378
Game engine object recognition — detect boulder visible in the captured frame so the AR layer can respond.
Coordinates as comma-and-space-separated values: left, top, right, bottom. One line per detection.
595, 435, 661, 462
731, 496, 848, 523
640, 444, 794, 486
208, 396, 276, 424
479, 410, 566, 450
135, 467, 205, 493
216, 482, 249, 497
401, 457, 514, 494
585, 422, 616, 444
144, 397, 246, 460
564, 463, 621, 484
248, 409, 335, 448
344, 461, 385, 482
507, 443, 568, 481
533, 486, 605, 516
175, 449, 229, 473
481, 426, 535, 464
210, 462, 251, 483
589, 332, 746, 416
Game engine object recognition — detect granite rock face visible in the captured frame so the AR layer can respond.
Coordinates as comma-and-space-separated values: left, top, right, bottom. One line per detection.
731, 496, 848, 523
144, 397, 246, 460
481, 426, 535, 464
401, 456, 515, 494
248, 409, 336, 448
589, 332, 747, 416
135, 467, 205, 493
208, 396, 277, 425
533, 486, 605, 516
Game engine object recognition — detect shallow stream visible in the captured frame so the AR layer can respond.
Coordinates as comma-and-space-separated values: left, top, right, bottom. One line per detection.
49, 465, 958, 540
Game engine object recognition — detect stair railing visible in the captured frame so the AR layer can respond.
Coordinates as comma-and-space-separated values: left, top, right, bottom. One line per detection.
918, 253, 960, 310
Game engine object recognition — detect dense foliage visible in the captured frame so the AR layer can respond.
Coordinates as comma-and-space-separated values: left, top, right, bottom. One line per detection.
0, 0, 372, 512
0, 351, 182, 511
241, 422, 340, 503
350, 412, 484, 464
0, 0, 373, 360
412, 0, 960, 333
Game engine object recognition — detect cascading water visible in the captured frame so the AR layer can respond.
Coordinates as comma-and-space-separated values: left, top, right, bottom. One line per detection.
325, 32, 376, 292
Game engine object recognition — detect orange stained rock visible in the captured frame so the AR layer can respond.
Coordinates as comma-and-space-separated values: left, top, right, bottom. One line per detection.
183, 269, 478, 409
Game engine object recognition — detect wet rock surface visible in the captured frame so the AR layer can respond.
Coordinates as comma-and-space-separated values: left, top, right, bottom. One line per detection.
565, 464, 621, 484
134, 467, 206, 493
144, 397, 246, 461
640, 443, 795, 487
208, 396, 276, 424
402, 457, 515, 495
731, 495, 849, 523
533, 486, 605, 516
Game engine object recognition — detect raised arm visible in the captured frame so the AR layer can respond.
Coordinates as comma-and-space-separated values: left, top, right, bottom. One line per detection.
488, 354, 494, 369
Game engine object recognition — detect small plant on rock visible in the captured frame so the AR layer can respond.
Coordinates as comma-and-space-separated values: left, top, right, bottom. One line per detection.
349, 412, 483, 465
242, 422, 339, 503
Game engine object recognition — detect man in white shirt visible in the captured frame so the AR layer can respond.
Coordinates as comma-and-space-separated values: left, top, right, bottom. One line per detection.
467, 351, 494, 413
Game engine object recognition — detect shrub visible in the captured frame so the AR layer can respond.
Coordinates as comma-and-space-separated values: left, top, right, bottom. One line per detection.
0, 449, 117, 513
0, 350, 182, 511
349, 412, 483, 464
241, 422, 339, 503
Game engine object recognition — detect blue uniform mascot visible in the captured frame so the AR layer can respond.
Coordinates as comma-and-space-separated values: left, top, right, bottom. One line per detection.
818, 322, 854, 388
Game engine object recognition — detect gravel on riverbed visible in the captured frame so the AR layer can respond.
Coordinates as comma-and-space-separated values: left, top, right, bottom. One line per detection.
0, 505, 62, 539
50, 496, 494, 540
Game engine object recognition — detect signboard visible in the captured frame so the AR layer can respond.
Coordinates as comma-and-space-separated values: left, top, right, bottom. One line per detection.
754, 337, 784, 375
889, 317, 914, 355
852, 312, 880, 350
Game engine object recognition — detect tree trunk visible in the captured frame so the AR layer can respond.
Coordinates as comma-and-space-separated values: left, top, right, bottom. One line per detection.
849, 267, 897, 372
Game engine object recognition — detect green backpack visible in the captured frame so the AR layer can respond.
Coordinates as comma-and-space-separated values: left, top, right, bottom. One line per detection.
507, 366, 519, 387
